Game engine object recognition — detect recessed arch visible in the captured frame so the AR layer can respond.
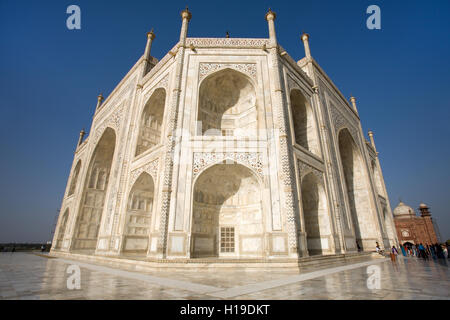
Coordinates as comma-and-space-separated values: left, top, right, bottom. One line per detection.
383, 207, 395, 246
68, 160, 81, 196
136, 88, 166, 156
56, 209, 69, 244
338, 128, 377, 249
123, 172, 155, 253
290, 89, 320, 155
191, 163, 265, 258
371, 160, 383, 195
198, 68, 258, 137
301, 173, 332, 255
73, 127, 116, 250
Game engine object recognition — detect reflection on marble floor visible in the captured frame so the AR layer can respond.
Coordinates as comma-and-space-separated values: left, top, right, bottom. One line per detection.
0, 253, 449, 300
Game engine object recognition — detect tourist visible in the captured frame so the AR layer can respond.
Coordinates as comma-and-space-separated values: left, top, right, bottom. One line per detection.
443, 245, 448, 259
400, 245, 407, 257
418, 243, 426, 260
375, 242, 381, 254
390, 246, 398, 262
429, 245, 436, 259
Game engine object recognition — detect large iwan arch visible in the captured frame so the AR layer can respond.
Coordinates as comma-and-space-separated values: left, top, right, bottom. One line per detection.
338, 128, 377, 249
198, 69, 258, 136
191, 162, 265, 258
73, 127, 116, 250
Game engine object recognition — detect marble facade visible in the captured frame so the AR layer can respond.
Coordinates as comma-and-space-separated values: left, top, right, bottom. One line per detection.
51, 8, 398, 263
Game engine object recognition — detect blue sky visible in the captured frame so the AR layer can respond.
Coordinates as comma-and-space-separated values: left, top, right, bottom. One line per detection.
0, 0, 449, 243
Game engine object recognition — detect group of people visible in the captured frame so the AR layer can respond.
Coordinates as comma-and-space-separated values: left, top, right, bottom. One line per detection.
399, 242, 449, 260
373, 241, 449, 262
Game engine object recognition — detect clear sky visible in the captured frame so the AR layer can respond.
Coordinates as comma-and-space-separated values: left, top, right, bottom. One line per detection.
0, 0, 449, 243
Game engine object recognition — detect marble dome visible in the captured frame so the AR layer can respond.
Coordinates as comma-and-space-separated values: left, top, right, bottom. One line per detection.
393, 201, 416, 218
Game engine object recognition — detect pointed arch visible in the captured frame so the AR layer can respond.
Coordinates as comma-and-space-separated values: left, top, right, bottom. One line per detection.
73, 127, 116, 250
198, 68, 258, 137
57, 209, 69, 240
383, 207, 395, 246
371, 160, 383, 195
136, 88, 166, 156
338, 128, 377, 249
55, 209, 69, 249
123, 172, 155, 253
68, 160, 81, 196
301, 173, 332, 255
191, 163, 265, 258
290, 89, 320, 155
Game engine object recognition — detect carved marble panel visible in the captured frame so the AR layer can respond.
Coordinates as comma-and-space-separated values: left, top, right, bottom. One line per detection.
193, 152, 263, 179
199, 63, 257, 83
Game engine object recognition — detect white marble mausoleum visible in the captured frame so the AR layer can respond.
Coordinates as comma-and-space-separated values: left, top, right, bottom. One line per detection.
51, 8, 398, 263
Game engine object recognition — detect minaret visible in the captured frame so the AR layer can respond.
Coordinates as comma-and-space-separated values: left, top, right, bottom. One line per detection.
419, 203, 431, 217
179, 6, 191, 42
368, 130, 378, 154
301, 32, 311, 58
142, 28, 156, 76
157, 6, 192, 257
264, 8, 303, 257
96, 93, 104, 111
77, 128, 85, 147
349, 96, 358, 113
265, 8, 277, 45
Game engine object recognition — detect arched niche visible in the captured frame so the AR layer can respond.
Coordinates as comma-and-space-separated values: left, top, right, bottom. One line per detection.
338, 128, 377, 249
290, 89, 320, 155
371, 160, 384, 195
383, 207, 395, 246
57, 209, 69, 241
68, 161, 81, 196
301, 173, 331, 255
191, 163, 264, 258
198, 69, 258, 137
123, 172, 155, 253
136, 88, 166, 156
73, 127, 116, 250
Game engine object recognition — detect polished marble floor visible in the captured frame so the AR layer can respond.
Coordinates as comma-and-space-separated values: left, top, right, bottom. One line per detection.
0, 252, 449, 300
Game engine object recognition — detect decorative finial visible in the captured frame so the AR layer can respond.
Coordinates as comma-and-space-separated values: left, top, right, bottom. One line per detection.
147, 28, 155, 39
265, 8, 276, 21
181, 6, 192, 21
301, 32, 310, 41
226, 31, 230, 38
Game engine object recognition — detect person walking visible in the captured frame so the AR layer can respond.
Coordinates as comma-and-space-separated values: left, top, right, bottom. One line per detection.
443, 245, 448, 259
400, 245, 407, 257
390, 246, 399, 262
418, 243, 426, 260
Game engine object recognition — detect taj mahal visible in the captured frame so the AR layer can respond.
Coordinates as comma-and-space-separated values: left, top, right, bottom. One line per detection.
50, 8, 398, 267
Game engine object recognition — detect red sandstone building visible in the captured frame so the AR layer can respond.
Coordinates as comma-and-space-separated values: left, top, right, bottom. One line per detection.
393, 201, 439, 245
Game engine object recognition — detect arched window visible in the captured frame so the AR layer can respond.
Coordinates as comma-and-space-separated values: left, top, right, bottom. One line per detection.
123, 172, 155, 253
68, 161, 81, 196
198, 69, 257, 137
290, 89, 320, 155
73, 128, 116, 250
136, 88, 166, 156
